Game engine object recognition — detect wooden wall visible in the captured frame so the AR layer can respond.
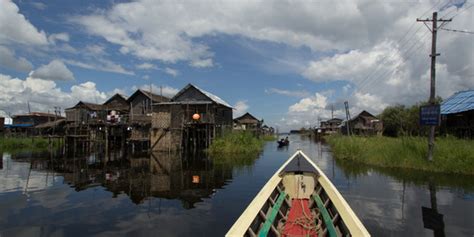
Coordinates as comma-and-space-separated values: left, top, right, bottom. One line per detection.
130, 93, 152, 116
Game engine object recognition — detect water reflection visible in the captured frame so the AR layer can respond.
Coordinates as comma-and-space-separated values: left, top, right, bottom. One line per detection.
1, 151, 258, 209
322, 146, 474, 236
1, 135, 473, 236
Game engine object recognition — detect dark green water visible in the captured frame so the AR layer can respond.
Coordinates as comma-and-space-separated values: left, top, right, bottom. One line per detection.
0, 135, 473, 236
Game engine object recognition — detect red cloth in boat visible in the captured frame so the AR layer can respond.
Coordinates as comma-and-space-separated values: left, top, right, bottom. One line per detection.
282, 199, 318, 237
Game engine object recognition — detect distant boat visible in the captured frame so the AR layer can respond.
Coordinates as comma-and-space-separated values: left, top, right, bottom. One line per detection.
277, 140, 289, 147
226, 150, 370, 237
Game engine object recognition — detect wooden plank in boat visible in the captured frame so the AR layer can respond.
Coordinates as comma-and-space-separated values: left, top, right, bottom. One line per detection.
258, 191, 287, 237
313, 193, 338, 237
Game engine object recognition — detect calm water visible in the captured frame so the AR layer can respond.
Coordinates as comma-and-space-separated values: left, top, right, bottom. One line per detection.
1, 135, 473, 236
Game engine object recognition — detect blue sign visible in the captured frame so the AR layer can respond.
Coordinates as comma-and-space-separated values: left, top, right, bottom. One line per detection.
420, 105, 440, 126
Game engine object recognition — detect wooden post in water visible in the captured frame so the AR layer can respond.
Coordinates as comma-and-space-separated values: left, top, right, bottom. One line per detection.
105, 126, 109, 157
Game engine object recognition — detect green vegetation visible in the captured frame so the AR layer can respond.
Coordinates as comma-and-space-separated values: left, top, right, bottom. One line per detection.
261, 134, 277, 141
209, 152, 260, 171
0, 137, 60, 152
326, 135, 474, 175
207, 131, 267, 154
335, 159, 474, 191
380, 97, 442, 137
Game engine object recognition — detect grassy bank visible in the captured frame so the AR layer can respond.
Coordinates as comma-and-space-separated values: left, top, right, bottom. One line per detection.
326, 135, 474, 175
207, 131, 267, 154
261, 134, 277, 141
0, 137, 60, 152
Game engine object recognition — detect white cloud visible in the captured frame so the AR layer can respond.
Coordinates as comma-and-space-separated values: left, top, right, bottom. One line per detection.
294, 3, 474, 125
70, 81, 107, 103
71, 0, 387, 67
30, 2, 47, 10
30, 60, 75, 81
136, 64, 178, 77
302, 41, 402, 83
189, 58, 213, 68
136, 63, 156, 70
48, 32, 70, 44
0, 0, 48, 45
265, 88, 310, 98
64, 59, 134, 75
70, 1, 471, 107
353, 92, 387, 112
233, 100, 249, 118
0, 73, 109, 114
85, 45, 106, 55
289, 93, 327, 113
0, 46, 33, 72
142, 75, 150, 80
164, 67, 179, 77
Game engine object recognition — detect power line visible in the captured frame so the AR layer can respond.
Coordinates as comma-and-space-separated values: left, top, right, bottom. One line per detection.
357, 31, 431, 94
440, 2, 474, 19
357, 2, 472, 98
352, 0, 447, 96
355, 0, 467, 94
440, 27, 474, 34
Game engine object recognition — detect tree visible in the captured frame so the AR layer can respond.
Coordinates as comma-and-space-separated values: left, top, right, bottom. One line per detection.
380, 97, 443, 137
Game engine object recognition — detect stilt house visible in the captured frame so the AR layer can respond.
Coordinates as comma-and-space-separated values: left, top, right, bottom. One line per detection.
233, 112, 263, 134
65, 102, 105, 125
320, 118, 343, 134
103, 93, 129, 124
151, 84, 233, 152
344, 110, 383, 135
441, 90, 474, 138
127, 89, 170, 147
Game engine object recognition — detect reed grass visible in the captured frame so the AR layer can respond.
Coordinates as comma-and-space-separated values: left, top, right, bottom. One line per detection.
207, 131, 266, 154
261, 134, 277, 141
0, 137, 60, 152
326, 135, 474, 175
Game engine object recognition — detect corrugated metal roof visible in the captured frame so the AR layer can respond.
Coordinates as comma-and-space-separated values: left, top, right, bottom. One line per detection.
441, 90, 474, 114
192, 85, 232, 108
172, 84, 232, 108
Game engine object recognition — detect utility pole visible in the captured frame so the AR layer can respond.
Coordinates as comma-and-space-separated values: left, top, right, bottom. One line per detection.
331, 104, 334, 119
417, 12, 451, 161
344, 101, 351, 136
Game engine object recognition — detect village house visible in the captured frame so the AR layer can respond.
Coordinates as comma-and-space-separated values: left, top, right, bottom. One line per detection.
127, 89, 170, 148
12, 112, 61, 126
34, 119, 67, 136
261, 125, 275, 135
0, 110, 12, 126
127, 89, 170, 124
233, 112, 263, 134
151, 84, 233, 152
319, 118, 343, 134
8, 112, 64, 136
441, 89, 474, 138
65, 101, 105, 125
103, 93, 129, 124
343, 110, 383, 135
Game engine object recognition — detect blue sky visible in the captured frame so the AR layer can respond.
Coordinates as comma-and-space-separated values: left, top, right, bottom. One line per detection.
0, 0, 472, 131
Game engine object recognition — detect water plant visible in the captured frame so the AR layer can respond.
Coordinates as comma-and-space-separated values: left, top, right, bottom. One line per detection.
326, 135, 474, 175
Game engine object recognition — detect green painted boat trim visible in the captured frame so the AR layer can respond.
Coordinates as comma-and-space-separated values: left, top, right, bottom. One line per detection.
313, 193, 338, 237
258, 191, 286, 237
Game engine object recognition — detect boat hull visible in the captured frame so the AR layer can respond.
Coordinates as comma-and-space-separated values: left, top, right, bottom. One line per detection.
226, 150, 370, 237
